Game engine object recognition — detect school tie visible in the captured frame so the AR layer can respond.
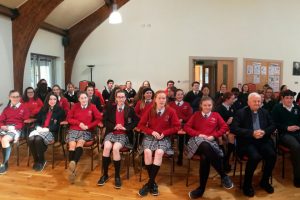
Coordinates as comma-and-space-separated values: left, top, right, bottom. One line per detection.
145, 100, 150, 104
177, 102, 180, 106
204, 114, 208, 118
12, 105, 17, 109
118, 108, 123, 112
157, 111, 162, 116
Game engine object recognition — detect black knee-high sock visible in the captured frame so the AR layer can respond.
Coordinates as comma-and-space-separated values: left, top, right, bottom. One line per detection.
69, 150, 75, 162
74, 147, 83, 163
199, 155, 210, 190
114, 160, 121, 178
28, 136, 38, 163
2, 146, 12, 164
145, 164, 152, 178
35, 136, 47, 163
148, 164, 160, 186
102, 156, 111, 176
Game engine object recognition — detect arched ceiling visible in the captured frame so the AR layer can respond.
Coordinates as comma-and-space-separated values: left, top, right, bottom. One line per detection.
0, 0, 107, 29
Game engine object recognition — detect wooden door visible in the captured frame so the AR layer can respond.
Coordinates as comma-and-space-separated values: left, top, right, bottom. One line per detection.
217, 60, 234, 91
202, 65, 217, 97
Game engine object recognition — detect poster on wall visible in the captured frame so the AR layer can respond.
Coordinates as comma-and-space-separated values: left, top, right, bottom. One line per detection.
268, 75, 280, 92
261, 66, 267, 75
253, 62, 261, 75
269, 63, 280, 75
293, 62, 300, 75
253, 75, 260, 84
247, 65, 253, 74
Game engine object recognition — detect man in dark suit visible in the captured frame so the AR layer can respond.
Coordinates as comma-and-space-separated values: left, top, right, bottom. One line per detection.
232, 92, 276, 197
184, 81, 202, 106
102, 79, 114, 103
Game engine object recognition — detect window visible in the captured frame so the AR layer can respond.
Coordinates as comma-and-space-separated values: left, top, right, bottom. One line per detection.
31, 54, 56, 87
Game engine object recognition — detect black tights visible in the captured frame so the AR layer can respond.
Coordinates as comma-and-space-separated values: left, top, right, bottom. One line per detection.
28, 136, 47, 164
196, 142, 225, 190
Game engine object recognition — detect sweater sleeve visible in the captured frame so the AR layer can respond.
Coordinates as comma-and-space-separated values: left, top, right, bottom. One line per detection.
67, 105, 81, 126
138, 110, 154, 135
0, 108, 7, 127
86, 106, 102, 130
211, 113, 228, 138
184, 113, 200, 137
161, 109, 181, 136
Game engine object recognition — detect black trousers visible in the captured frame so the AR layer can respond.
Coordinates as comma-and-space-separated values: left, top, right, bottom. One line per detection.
196, 142, 225, 190
238, 140, 276, 187
280, 132, 300, 180
28, 136, 47, 163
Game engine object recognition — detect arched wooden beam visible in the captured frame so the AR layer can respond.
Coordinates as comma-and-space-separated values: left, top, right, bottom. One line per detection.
64, 0, 129, 85
12, 0, 63, 92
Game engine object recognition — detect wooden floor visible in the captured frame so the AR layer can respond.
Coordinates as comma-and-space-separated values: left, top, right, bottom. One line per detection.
0, 146, 300, 200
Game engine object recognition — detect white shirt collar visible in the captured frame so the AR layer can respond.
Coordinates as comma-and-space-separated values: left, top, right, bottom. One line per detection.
81, 104, 88, 109
222, 103, 230, 111
202, 112, 211, 118
157, 107, 165, 115
117, 104, 125, 111
68, 91, 74, 96
11, 102, 21, 108
283, 103, 294, 112
175, 100, 184, 106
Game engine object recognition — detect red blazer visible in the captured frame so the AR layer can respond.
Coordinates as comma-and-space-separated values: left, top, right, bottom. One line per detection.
67, 103, 102, 131
0, 104, 30, 130
184, 111, 228, 138
138, 106, 180, 136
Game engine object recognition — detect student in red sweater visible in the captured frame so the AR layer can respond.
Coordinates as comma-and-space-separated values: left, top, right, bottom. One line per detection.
52, 84, 70, 115
66, 91, 102, 184
134, 87, 154, 119
184, 96, 233, 199
0, 90, 30, 174
169, 89, 193, 165
21, 87, 43, 118
97, 90, 138, 189
138, 90, 180, 197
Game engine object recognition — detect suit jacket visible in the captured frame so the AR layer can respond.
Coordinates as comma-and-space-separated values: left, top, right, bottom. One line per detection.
231, 106, 276, 150
90, 95, 102, 112
104, 104, 139, 144
36, 106, 65, 133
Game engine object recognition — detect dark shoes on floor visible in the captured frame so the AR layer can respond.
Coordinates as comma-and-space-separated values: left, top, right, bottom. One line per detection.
188, 187, 204, 199
260, 182, 274, 194
221, 175, 234, 189
138, 183, 150, 197
0, 163, 8, 175
114, 177, 122, 189
243, 185, 255, 197
97, 175, 109, 186
294, 179, 300, 188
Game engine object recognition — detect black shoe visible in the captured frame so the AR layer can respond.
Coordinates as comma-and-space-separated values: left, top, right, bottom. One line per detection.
294, 179, 300, 188
138, 183, 150, 197
188, 187, 204, 199
32, 162, 38, 171
221, 175, 234, 189
260, 182, 274, 194
114, 177, 122, 189
36, 161, 47, 172
243, 185, 255, 197
150, 182, 159, 196
0, 163, 8, 175
97, 175, 109, 186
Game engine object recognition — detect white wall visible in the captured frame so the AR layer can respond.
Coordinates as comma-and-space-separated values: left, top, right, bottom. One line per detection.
23, 29, 65, 89
74, 0, 300, 93
0, 15, 13, 112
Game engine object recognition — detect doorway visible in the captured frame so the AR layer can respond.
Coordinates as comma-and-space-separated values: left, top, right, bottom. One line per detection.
190, 57, 236, 98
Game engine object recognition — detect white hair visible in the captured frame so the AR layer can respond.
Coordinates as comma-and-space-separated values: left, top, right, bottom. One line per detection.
248, 92, 261, 100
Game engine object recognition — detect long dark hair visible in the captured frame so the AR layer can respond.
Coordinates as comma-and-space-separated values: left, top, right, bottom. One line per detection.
41, 92, 59, 112
22, 87, 38, 102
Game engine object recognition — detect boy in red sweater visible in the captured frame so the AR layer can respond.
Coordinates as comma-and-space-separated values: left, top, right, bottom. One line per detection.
184, 96, 233, 199
138, 90, 180, 197
0, 90, 30, 174
66, 91, 102, 183
169, 89, 193, 165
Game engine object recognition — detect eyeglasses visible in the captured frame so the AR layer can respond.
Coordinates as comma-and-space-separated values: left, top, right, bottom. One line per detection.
11, 96, 20, 98
27, 91, 34, 94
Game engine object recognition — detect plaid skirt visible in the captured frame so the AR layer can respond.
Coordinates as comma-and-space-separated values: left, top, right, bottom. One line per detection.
104, 132, 132, 149
65, 129, 92, 143
0, 129, 21, 140
140, 135, 174, 155
186, 136, 223, 159
29, 131, 54, 145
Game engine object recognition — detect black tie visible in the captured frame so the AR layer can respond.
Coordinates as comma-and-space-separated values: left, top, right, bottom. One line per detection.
118, 108, 122, 112
12, 105, 17, 109
204, 114, 208, 118
146, 100, 150, 104
157, 111, 162, 116
177, 102, 180, 106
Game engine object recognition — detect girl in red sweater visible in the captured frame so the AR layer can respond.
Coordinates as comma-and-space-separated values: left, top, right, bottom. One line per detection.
134, 87, 154, 119
0, 90, 30, 174
66, 91, 102, 183
52, 84, 70, 115
97, 90, 138, 189
138, 90, 180, 197
21, 87, 43, 118
169, 89, 193, 165
184, 96, 233, 199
